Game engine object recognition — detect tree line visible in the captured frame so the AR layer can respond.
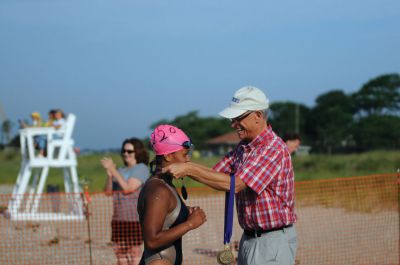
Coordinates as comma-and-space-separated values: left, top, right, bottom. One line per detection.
2, 73, 398, 153
151, 73, 400, 153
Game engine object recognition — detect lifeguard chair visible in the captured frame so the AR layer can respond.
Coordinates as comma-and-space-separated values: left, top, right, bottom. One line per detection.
7, 113, 84, 221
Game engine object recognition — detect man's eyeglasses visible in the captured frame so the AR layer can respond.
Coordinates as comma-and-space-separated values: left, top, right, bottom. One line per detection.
230, 111, 253, 123
121, 149, 135, 154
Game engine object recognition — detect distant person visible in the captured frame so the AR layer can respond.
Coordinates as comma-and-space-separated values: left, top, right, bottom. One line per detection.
18, 112, 43, 128
44, 109, 57, 127
102, 138, 150, 265
137, 125, 207, 265
53, 109, 66, 129
163, 86, 297, 265
49, 108, 67, 140
283, 132, 301, 155
19, 112, 46, 157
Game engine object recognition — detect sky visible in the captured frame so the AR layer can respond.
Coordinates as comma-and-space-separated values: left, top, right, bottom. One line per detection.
1, 0, 399, 150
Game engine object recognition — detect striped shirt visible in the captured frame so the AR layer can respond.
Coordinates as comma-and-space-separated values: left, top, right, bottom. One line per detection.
213, 125, 296, 230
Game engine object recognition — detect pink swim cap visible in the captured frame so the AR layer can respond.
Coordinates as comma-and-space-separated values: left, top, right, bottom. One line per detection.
150, 124, 192, 155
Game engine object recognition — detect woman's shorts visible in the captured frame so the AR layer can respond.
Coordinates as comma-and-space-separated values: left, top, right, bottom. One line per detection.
111, 220, 143, 246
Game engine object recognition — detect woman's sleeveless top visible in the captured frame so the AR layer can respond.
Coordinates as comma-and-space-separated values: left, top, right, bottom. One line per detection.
140, 179, 189, 265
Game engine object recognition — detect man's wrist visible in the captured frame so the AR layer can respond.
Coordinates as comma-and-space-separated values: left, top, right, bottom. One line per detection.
185, 162, 193, 177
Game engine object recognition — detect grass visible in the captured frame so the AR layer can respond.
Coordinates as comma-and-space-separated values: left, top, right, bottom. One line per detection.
295, 174, 399, 213
293, 150, 400, 180
0, 148, 399, 192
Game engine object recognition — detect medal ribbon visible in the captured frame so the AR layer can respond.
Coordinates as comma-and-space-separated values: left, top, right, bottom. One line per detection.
223, 173, 235, 244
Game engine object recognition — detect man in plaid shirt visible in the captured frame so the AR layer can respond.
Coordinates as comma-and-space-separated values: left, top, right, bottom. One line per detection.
163, 86, 297, 265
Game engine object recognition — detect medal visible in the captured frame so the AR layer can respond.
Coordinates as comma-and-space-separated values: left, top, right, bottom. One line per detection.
217, 173, 235, 264
217, 244, 234, 264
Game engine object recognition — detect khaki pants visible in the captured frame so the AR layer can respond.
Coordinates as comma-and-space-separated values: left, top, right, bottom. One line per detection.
238, 226, 297, 265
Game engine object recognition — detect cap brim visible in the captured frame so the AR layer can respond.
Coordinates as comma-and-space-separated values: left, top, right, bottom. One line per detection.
218, 107, 247, 119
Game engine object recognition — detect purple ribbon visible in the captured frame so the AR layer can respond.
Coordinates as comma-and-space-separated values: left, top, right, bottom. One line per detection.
223, 173, 235, 244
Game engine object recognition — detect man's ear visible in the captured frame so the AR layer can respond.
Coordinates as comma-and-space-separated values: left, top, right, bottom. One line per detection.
256, 110, 268, 122
254, 111, 264, 120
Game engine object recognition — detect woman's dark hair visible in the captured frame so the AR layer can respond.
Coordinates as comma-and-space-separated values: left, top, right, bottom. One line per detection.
121, 138, 149, 165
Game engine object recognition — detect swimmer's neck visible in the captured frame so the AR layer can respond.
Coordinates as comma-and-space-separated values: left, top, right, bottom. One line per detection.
152, 173, 174, 186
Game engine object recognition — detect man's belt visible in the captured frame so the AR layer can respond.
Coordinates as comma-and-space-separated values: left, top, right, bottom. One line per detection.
244, 224, 293, 238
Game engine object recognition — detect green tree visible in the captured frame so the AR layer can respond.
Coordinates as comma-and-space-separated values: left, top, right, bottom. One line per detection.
268, 101, 310, 143
306, 90, 355, 153
351, 115, 400, 151
1, 119, 13, 145
352, 73, 400, 116
350, 73, 400, 151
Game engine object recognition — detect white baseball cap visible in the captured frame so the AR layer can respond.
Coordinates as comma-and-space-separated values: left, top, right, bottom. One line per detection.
218, 86, 270, 119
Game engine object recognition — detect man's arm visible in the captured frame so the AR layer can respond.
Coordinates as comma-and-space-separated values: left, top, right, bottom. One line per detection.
163, 162, 247, 193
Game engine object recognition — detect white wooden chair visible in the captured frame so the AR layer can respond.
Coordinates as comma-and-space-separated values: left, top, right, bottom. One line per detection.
7, 113, 84, 221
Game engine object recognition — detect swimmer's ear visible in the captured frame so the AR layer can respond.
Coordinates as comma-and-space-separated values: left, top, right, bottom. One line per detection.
163, 153, 173, 163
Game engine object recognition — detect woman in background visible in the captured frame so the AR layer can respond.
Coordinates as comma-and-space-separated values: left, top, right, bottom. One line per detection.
102, 138, 150, 265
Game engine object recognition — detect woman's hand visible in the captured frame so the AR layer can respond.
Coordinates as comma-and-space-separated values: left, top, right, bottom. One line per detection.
102, 157, 116, 194
186, 206, 207, 230
101, 157, 116, 172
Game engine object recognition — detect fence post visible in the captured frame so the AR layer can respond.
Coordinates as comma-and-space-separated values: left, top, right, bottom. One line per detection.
83, 184, 93, 265
397, 169, 400, 262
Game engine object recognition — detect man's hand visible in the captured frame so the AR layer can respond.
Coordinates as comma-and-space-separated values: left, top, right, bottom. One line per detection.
162, 163, 189, 179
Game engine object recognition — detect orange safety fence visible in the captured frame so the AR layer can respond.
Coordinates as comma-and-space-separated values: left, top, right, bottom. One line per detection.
0, 173, 398, 265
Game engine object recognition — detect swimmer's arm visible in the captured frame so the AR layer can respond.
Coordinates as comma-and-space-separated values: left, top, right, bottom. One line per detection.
143, 185, 204, 250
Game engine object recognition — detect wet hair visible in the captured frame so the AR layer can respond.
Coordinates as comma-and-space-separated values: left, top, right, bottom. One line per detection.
149, 155, 176, 187
149, 155, 163, 176
282, 132, 301, 142
121, 138, 149, 165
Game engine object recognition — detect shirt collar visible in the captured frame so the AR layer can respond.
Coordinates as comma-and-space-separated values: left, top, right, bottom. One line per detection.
239, 124, 274, 151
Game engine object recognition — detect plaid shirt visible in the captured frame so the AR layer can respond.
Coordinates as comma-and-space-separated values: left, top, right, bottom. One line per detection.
213, 125, 296, 230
